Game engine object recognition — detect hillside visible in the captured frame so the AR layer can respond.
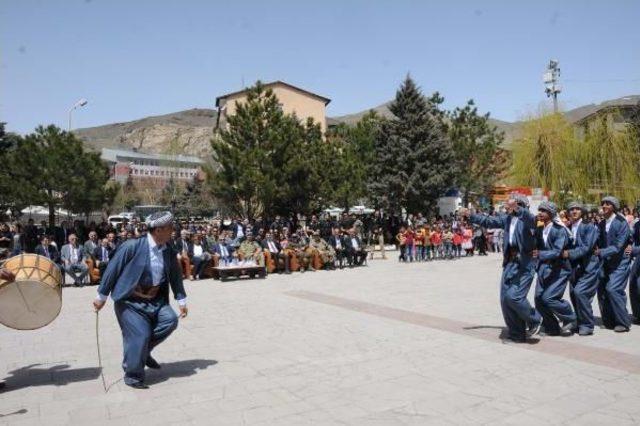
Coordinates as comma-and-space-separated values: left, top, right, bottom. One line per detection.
75, 95, 638, 157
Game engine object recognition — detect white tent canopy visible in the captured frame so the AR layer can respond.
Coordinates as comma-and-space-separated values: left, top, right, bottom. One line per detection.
20, 205, 72, 218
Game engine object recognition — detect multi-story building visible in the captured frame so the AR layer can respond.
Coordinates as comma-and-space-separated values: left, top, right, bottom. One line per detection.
215, 80, 331, 133
101, 148, 205, 186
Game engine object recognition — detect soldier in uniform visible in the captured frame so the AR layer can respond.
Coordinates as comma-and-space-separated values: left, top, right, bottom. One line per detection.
289, 232, 313, 272
310, 231, 336, 270
237, 231, 265, 267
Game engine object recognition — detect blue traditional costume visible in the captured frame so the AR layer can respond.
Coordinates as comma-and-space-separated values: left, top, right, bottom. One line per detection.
596, 196, 632, 332
533, 202, 576, 335
469, 195, 542, 342
566, 202, 601, 336
96, 212, 186, 388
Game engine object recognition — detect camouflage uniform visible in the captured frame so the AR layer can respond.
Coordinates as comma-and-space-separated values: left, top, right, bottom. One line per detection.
310, 237, 336, 265
238, 240, 265, 267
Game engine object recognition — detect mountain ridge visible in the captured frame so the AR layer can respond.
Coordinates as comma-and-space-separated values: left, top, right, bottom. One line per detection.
75, 95, 639, 156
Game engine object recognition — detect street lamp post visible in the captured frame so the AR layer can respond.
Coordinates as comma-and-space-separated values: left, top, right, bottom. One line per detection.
68, 98, 88, 131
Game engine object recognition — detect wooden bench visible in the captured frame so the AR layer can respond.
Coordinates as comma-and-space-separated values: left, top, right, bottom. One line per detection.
212, 265, 267, 281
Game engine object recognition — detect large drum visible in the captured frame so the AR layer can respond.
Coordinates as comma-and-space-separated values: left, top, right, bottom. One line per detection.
0, 254, 63, 330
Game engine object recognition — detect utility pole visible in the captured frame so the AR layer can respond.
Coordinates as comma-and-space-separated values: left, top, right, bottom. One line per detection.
543, 60, 561, 113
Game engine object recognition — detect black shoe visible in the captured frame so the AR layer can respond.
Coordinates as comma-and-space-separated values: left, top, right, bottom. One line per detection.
0, 382, 5, 391
527, 318, 543, 338
614, 325, 630, 333
633, 317, 640, 325
561, 320, 577, 335
126, 382, 149, 389
502, 336, 526, 344
145, 356, 161, 370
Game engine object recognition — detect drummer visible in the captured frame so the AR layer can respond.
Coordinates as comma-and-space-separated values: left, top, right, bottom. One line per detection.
0, 267, 15, 390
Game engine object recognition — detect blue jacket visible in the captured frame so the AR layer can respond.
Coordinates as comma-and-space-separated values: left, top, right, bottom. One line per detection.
470, 208, 537, 265
536, 223, 570, 270
629, 220, 640, 275
597, 215, 631, 269
567, 220, 600, 273
98, 236, 186, 303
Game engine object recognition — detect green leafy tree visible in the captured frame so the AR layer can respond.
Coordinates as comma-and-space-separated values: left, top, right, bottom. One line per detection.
449, 100, 508, 204
11, 125, 110, 227
369, 76, 455, 215
325, 112, 378, 209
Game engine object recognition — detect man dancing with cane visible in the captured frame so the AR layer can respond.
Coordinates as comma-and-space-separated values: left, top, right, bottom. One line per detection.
92, 211, 187, 389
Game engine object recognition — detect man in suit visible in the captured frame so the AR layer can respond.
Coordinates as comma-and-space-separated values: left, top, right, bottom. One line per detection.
345, 228, 367, 267
211, 235, 235, 266
35, 235, 61, 264
94, 238, 114, 276
261, 231, 290, 273
563, 201, 601, 336
461, 194, 543, 343
61, 234, 88, 287
328, 228, 347, 269
83, 231, 99, 259
93, 211, 187, 389
532, 202, 577, 336
596, 196, 632, 332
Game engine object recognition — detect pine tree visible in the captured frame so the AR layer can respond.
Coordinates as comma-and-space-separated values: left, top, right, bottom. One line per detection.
369, 76, 455, 216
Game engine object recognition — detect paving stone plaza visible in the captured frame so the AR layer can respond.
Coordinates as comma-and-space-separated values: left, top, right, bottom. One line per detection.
2, 253, 640, 425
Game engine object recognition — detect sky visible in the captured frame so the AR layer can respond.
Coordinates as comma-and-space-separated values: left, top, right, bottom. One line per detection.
2, 0, 639, 134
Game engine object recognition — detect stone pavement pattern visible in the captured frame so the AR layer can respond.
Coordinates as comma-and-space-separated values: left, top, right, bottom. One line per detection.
2, 254, 640, 425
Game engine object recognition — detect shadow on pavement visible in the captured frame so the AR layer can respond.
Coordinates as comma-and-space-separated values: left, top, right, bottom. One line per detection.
146, 359, 217, 385
1, 363, 101, 393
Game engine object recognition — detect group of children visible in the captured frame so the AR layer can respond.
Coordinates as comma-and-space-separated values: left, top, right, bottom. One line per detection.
396, 224, 472, 261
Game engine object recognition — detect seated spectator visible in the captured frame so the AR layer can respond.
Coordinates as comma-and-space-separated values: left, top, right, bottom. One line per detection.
188, 234, 212, 280
262, 231, 290, 274
84, 231, 99, 259
309, 231, 336, 270
329, 228, 347, 269
237, 231, 265, 267
211, 235, 235, 266
346, 228, 367, 267
93, 237, 114, 276
35, 235, 60, 264
61, 234, 88, 286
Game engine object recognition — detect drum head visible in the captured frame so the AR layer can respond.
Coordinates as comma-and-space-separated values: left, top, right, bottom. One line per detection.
0, 280, 62, 330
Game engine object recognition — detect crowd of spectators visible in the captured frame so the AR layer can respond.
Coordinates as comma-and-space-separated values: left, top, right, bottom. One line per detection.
1, 204, 638, 284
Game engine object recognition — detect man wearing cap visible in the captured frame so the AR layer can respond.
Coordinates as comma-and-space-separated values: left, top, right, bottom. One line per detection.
237, 231, 265, 267
627, 206, 640, 324
596, 196, 632, 332
460, 194, 543, 342
92, 211, 188, 389
562, 202, 601, 335
310, 231, 336, 270
532, 202, 577, 335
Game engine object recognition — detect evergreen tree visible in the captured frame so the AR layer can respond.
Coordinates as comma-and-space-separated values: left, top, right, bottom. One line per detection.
449, 100, 507, 205
10, 125, 111, 227
209, 82, 326, 218
369, 76, 455, 215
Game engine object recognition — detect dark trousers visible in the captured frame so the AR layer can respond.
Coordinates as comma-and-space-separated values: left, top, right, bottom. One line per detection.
348, 248, 367, 266
114, 298, 178, 385
569, 258, 600, 332
629, 259, 640, 321
598, 259, 631, 329
500, 259, 541, 340
191, 254, 211, 279
334, 248, 347, 267
534, 264, 576, 334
